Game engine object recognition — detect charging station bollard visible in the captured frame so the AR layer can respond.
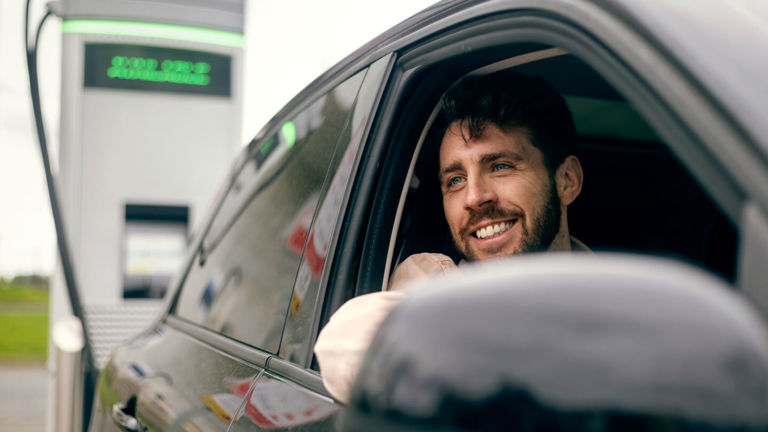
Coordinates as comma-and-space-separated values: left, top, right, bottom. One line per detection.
53, 316, 85, 432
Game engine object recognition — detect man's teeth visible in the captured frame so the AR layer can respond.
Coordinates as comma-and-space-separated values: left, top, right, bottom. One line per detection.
475, 221, 512, 239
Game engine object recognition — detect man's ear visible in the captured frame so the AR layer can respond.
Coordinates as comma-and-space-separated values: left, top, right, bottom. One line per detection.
555, 155, 583, 206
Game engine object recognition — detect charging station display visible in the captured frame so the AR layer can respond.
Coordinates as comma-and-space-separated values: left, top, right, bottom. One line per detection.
84, 44, 232, 96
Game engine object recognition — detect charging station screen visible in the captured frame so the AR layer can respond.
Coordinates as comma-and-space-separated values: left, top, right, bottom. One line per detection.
123, 204, 189, 299
84, 44, 231, 96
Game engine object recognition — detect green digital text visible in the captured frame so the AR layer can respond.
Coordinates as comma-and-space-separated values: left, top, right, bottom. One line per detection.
107, 55, 211, 86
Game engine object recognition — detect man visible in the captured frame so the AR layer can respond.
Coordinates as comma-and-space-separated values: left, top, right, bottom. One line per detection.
436, 68, 585, 261
314, 69, 586, 402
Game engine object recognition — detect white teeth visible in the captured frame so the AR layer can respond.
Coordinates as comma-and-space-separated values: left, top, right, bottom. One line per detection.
475, 222, 512, 239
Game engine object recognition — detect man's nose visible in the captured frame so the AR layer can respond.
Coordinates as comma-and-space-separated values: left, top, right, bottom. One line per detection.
464, 176, 496, 210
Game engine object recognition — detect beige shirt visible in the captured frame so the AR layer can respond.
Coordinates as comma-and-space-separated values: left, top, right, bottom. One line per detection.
313, 237, 590, 403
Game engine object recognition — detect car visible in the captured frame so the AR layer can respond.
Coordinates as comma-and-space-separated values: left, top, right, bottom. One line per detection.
89, 0, 768, 431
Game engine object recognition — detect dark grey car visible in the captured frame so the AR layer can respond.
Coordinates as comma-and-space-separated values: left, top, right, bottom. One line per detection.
90, 1, 768, 431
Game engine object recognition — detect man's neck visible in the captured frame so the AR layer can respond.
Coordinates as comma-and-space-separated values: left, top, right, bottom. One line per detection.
547, 225, 572, 252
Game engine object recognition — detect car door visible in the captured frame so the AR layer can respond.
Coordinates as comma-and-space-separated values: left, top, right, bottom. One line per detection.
338, 5, 768, 429
90, 323, 267, 432
223, 55, 393, 432
291, 5, 768, 392
315, 2, 768, 425
91, 55, 392, 432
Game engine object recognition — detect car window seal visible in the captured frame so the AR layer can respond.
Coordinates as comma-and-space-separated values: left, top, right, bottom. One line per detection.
166, 315, 272, 368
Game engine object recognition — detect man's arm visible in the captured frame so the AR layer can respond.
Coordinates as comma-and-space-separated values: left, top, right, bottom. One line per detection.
314, 253, 456, 402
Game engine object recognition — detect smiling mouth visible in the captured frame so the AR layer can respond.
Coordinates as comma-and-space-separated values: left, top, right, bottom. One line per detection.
473, 220, 516, 240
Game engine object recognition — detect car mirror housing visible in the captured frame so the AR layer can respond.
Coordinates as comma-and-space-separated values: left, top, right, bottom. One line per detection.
342, 254, 768, 431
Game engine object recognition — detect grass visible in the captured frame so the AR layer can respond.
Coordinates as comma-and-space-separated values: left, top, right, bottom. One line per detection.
0, 281, 49, 363
0, 282, 50, 303
0, 314, 49, 362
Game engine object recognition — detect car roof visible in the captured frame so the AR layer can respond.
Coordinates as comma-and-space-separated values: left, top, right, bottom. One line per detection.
252, 0, 768, 161
601, 0, 768, 159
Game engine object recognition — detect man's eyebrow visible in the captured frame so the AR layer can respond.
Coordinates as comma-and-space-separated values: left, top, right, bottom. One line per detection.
479, 151, 524, 165
439, 161, 463, 180
439, 151, 525, 180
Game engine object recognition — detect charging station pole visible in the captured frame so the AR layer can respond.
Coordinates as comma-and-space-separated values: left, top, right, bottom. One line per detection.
48, 2, 244, 430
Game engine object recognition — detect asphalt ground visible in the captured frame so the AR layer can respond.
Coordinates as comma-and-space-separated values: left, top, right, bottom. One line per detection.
0, 363, 48, 431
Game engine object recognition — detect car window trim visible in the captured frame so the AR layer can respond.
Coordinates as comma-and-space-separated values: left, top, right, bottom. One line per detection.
739, 202, 768, 316
167, 315, 272, 369
165, 316, 333, 400
265, 356, 332, 398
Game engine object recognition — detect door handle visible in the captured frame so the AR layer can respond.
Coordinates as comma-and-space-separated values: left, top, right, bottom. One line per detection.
111, 397, 147, 432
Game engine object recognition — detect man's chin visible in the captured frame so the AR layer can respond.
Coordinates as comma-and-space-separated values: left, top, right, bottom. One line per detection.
463, 242, 521, 262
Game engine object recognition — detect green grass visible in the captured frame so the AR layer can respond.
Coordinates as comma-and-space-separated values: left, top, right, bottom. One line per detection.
0, 283, 49, 303
0, 313, 49, 362
0, 282, 49, 362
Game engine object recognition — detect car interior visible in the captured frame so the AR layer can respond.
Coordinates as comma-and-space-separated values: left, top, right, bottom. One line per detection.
388, 49, 738, 285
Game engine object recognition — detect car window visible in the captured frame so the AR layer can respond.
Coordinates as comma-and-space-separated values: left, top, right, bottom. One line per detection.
173, 69, 367, 353
391, 50, 739, 288
279, 56, 390, 366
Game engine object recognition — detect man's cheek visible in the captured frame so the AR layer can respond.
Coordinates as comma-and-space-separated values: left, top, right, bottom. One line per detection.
443, 202, 461, 233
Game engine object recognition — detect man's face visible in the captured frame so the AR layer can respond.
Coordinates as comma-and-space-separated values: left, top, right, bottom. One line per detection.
439, 122, 563, 261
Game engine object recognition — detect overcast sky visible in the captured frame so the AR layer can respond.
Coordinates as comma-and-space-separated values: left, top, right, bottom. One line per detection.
0, 0, 436, 278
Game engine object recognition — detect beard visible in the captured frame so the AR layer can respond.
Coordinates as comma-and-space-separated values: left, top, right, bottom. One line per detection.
452, 177, 562, 261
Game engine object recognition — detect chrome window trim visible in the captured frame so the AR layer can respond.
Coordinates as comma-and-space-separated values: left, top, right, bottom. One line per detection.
266, 357, 331, 398
166, 315, 271, 368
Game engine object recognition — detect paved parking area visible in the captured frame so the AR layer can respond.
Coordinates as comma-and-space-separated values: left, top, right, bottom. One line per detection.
0, 364, 48, 431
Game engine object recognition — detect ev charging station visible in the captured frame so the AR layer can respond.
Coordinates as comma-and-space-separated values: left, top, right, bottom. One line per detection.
47, 1, 244, 426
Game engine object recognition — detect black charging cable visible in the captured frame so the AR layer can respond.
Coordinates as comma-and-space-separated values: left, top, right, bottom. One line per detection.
24, 2, 98, 430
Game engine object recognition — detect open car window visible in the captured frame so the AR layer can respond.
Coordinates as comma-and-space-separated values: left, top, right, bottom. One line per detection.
390, 49, 738, 286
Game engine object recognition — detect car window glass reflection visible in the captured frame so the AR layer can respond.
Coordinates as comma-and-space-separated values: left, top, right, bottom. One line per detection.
173, 70, 367, 352
280, 56, 391, 366
228, 372, 338, 432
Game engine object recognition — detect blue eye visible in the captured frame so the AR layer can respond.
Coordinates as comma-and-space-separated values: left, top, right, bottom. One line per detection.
449, 177, 464, 186
493, 163, 512, 171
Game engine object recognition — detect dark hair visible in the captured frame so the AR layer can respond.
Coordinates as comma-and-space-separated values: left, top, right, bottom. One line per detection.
436, 69, 577, 174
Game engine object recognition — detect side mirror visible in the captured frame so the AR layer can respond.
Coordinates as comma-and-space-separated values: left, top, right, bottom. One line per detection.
342, 254, 768, 431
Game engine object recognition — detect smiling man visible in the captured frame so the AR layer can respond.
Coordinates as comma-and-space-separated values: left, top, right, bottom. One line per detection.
315, 69, 587, 403
436, 69, 585, 261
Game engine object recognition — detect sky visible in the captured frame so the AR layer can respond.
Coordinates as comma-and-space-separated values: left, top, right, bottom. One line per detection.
0, 0, 436, 278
